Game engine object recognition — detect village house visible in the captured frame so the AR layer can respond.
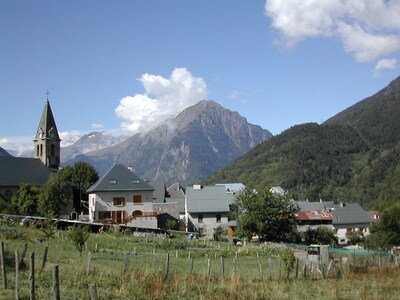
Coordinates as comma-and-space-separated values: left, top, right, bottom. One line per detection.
164, 183, 186, 220
270, 186, 285, 196
294, 200, 374, 245
87, 164, 158, 228
185, 184, 241, 237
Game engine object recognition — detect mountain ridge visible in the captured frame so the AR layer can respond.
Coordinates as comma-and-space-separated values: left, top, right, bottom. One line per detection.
64, 100, 272, 186
204, 76, 400, 208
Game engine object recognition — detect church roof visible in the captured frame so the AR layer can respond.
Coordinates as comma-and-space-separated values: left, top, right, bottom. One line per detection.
0, 156, 55, 187
34, 100, 61, 141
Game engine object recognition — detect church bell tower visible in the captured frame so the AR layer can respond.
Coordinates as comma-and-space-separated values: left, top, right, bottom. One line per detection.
33, 98, 61, 169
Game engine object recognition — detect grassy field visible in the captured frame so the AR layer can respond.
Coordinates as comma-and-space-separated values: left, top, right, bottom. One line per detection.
0, 222, 399, 299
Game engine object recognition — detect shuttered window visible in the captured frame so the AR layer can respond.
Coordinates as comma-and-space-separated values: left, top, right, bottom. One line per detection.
133, 195, 142, 204
113, 197, 126, 206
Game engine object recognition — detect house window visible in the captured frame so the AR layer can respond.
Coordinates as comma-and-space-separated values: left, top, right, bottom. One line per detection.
113, 197, 125, 206
116, 211, 123, 223
133, 195, 142, 204
51, 144, 55, 156
198, 214, 203, 223
216, 214, 222, 223
98, 211, 112, 220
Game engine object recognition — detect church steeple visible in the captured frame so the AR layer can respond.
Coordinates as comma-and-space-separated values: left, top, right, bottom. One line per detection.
33, 99, 61, 169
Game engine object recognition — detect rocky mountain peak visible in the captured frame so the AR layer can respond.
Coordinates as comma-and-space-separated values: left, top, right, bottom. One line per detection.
64, 100, 272, 186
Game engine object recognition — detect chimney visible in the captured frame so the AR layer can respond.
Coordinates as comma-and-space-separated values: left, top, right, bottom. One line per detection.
193, 184, 202, 190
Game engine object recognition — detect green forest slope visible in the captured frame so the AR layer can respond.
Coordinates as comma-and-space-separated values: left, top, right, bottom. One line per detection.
204, 76, 400, 208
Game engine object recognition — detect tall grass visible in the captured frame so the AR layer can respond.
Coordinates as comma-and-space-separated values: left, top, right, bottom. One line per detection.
0, 224, 399, 299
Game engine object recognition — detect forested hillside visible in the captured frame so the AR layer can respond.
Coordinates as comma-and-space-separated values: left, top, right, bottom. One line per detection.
204, 76, 400, 208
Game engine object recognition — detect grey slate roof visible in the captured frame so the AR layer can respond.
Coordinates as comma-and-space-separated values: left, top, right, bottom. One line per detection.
148, 180, 165, 203
293, 200, 373, 226
271, 186, 285, 195
165, 197, 185, 214
294, 201, 327, 211
215, 183, 245, 193
34, 100, 61, 142
87, 164, 154, 193
186, 185, 236, 213
0, 156, 54, 186
329, 203, 373, 225
166, 183, 185, 199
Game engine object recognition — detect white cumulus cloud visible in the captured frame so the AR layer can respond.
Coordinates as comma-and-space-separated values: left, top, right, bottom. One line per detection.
91, 123, 104, 130
0, 137, 32, 156
265, 0, 400, 69
59, 130, 82, 147
115, 68, 208, 134
374, 58, 397, 77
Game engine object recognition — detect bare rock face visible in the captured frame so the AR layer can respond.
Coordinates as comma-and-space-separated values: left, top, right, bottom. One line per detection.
64, 100, 272, 186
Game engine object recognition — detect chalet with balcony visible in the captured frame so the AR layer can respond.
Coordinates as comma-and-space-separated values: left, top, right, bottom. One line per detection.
87, 164, 157, 228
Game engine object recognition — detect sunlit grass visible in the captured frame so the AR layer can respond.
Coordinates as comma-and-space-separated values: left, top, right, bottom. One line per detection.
0, 225, 399, 299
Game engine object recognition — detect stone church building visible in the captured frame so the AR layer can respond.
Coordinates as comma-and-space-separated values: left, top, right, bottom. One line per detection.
0, 99, 61, 203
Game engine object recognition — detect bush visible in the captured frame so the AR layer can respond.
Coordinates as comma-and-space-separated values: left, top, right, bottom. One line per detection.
68, 225, 90, 256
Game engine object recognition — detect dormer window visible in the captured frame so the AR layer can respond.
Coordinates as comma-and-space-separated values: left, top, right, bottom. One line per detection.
132, 179, 140, 184
109, 179, 117, 185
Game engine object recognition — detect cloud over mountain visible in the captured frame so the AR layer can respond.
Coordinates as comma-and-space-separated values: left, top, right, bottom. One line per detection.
115, 68, 208, 134
265, 0, 400, 71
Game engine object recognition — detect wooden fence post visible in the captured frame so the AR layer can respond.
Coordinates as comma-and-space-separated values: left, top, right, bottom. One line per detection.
165, 253, 170, 277
207, 259, 211, 277
14, 250, 19, 300
30, 252, 35, 300
0, 241, 7, 289
88, 283, 99, 300
268, 258, 272, 280
295, 257, 299, 279
190, 258, 194, 274
41, 246, 48, 272
258, 259, 263, 279
20, 242, 27, 268
278, 258, 282, 279
53, 265, 60, 300
86, 251, 91, 276
123, 254, 129, 275
221, 257, 225, 278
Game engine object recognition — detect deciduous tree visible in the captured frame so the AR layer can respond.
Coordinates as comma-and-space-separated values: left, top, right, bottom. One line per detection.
230, 187, 299, 242
11, 183, 40, 215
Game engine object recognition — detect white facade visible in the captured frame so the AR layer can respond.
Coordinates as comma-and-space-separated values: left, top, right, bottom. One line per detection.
89, 190, 157, 228
188, 212, 229, 237
335, 226, 370, 245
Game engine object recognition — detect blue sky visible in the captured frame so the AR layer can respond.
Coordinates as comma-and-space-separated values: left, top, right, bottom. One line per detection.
1, 0, 399, 153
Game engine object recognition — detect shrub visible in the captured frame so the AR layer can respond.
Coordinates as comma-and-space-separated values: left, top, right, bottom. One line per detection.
68, 225, 90, 256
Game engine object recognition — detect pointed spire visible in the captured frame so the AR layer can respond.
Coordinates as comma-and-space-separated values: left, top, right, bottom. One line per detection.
34, 98, 61, 141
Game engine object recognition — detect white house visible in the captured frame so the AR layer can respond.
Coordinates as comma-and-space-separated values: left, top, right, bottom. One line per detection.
294, 200, 374, 245
185, 184, 239, 237
87, 164, 157, 228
